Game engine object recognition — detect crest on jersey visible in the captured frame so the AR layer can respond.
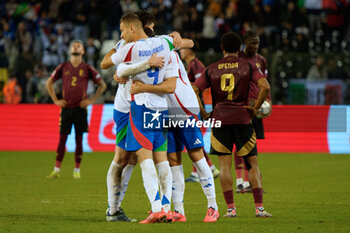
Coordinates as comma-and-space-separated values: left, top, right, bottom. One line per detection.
79, 69, 84, 76
256, 63, 261, 69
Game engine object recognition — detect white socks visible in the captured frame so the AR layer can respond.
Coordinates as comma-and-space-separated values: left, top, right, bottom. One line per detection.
117, 164, 134, 209
236, 178, 243, 186
140, 159, 162, 213
243, 181, 250, 188
156, 161, 172, 212
106, 161, 123, 215
171, 165, 185, 215
193, 157, 218, 210
54, 167, 60, 172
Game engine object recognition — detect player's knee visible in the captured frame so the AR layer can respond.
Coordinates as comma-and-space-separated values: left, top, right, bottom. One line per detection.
167, 152, 181, 166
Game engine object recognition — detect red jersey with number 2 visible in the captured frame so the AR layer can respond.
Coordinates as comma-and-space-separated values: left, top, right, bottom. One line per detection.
51, 62, 101, 108
194, 56, 265, 125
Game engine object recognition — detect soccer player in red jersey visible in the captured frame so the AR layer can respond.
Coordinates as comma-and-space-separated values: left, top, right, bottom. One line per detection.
193, 32, 272, 218
46, 40, 106, 179
180, 45, 220, 183
235, 31, 270, 193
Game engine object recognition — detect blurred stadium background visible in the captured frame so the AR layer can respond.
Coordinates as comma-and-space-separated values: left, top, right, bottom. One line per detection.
0, 0, 349, 105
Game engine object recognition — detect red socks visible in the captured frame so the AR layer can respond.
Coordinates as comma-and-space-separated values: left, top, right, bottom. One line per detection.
55, 134, 68, 166
75, 134, 83, 168
223, 190, 235, 209
252, 188, 263, 208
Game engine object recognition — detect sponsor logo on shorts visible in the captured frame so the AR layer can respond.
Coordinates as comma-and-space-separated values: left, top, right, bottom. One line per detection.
193, 138, 202, 145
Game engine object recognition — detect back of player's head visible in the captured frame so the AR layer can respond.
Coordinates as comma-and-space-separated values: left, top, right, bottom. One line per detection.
135, 10, 154, 27
242, 31, 258, 43
135, 10, 155, 37
120, 13, 142, 28
143, 27, 155, 37
189, 41, 200, 54
221, 32, 241, 53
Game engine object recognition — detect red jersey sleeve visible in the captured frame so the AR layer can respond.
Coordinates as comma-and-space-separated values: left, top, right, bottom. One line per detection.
261, 56, 268, 76
50, 63, 64, 82
88, 65, 102, 84
250, 62, 265, 83
188, 58, 205, 82
193, 68, 209, 92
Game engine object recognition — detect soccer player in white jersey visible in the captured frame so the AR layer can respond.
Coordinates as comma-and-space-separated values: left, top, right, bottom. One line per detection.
104, 13, 179, 224
116, 11, 219, 223
101, 39, 163, 222
100, 14, 192, 222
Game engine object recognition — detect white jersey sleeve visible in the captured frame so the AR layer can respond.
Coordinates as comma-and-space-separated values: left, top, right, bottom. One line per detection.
111, 39, 133, 113
165, 51, 200, 116
111, 41, 135, 68
158, 35, 175, 50
164, 51, 179, 79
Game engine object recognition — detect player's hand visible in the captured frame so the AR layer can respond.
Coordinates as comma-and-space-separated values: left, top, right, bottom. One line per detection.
130, 81, 145, 94
113, 71, 129, 84
201, 111, 212, 120
148, 53, 165, 68
80, 98, 93, 108
243, 105, 259, 119
54, 99, 67, 108
169, 31, 182, 48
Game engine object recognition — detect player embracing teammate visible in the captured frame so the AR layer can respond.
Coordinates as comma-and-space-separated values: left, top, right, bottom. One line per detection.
101, 12, 219, 223
101, 11, 272, 223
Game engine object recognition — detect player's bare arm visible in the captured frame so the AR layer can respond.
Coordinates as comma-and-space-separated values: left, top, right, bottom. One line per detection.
100, 48, 116, 69
80, 79, 107, 108
169, 31, 194, 49
46, 76, 67, 107
130, 77, 177, 94
113, 71, 129, 84
244, 77, 270, 117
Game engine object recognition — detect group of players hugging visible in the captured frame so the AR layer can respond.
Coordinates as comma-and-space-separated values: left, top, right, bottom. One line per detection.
47, 10, 272, 224
100, 10, 272, 223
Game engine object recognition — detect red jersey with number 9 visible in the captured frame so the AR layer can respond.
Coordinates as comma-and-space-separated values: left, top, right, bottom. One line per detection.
194, 56, 265, 125
51, 62, 101, 108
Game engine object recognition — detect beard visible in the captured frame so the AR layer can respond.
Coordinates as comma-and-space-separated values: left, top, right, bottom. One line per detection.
71, 52, 82, 56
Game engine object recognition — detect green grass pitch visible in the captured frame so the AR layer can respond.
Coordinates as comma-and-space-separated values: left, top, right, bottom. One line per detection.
0, 151, 349, 233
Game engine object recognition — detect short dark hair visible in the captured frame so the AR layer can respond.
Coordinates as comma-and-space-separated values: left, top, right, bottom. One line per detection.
242, 31, 258, 43
221, 32, 241, 53
189, 41, 200, 53
120, 13, 142, 28
135, 10, 154, 27
143, 27, 155, 37
135, 10, 155, 37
